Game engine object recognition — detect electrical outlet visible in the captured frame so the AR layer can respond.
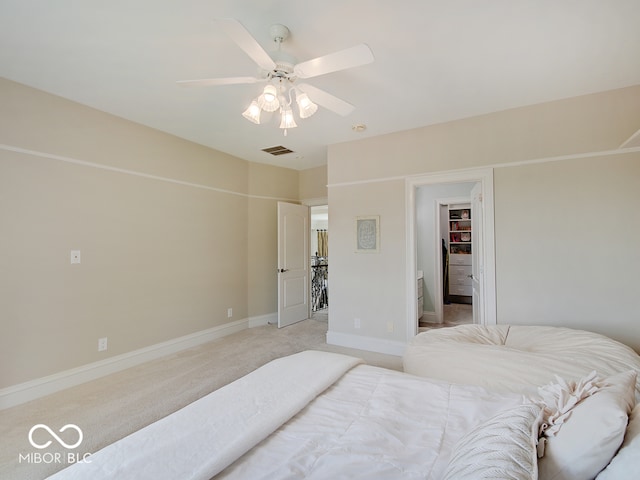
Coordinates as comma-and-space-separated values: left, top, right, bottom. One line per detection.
387, 322, 394, 333
227, 308, 233, 318
354, 318, 361, 329
98, 337, 108, 352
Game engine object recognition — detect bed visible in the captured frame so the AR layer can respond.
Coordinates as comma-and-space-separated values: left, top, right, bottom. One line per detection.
48, 333, 639, 480
404, 325, 640, 400
404, 325, 640, 479
48, 350, 538, 479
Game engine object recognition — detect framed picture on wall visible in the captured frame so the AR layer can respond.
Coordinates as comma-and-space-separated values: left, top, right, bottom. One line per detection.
355, 215, 380, 253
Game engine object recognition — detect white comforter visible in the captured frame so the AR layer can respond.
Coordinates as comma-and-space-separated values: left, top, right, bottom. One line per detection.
219, 363, 526, 479
48, 351, 525, 480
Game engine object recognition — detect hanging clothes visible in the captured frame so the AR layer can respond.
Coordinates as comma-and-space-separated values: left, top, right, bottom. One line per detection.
442, 238, 450, 304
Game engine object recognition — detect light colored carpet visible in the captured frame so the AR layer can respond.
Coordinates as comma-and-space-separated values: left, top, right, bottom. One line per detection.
0, 317, 401, 480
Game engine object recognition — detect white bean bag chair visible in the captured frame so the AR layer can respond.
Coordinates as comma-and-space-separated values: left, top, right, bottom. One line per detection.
403, 325, 640, 400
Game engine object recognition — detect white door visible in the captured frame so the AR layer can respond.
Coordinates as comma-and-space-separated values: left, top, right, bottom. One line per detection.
470, 183, 483, 324
277, 202, 310, 328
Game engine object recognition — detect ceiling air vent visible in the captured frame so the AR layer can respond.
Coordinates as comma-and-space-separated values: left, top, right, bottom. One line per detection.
262, 145, 294, 156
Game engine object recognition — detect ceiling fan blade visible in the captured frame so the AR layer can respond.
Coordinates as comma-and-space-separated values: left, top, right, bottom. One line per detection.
294, 44, 374, 79
297, 83, 355, 116
215, 18, 276, 72
176, 77, 260, 87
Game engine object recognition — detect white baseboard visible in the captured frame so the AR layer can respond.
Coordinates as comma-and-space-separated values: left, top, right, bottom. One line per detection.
248, 312, 277, 328
420, 311, 440, 323
0, 318, 249, 410
326, 330, 407, 356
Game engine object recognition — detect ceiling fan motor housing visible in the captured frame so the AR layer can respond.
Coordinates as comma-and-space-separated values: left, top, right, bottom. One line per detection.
269, 24, 295, 81
270, 24, 290, 43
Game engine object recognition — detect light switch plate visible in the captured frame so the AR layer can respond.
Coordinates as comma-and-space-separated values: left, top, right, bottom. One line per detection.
70, 250, 81, 264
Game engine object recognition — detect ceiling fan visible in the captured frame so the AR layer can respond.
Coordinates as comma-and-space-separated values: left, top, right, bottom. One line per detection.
177, 19, 374, 133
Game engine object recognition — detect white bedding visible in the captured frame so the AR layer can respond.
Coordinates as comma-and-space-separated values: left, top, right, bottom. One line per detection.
218, 364, 526, 479
404, 325, 640, 400
47, 351, 362, 480
48, 351, 527, 480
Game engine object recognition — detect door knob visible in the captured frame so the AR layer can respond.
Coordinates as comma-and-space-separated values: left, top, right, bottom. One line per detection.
278, 268, 289, 273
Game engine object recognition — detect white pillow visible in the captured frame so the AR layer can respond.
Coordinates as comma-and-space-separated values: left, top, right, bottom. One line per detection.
537, 370, 637, 480
596, 403, 640, 479
442, 403, 541, 480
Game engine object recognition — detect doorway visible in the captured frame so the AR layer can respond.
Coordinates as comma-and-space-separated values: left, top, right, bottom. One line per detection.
435, 197, 475, 329
310, 205, 328, 321
415, 186, 475, 327
406, 168, 497, 340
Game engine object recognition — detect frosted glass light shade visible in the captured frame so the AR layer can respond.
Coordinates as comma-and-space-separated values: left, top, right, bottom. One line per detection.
263, 85, 277, 102
242, 100, 261, 124
296, 92, 318, 119
259, 85, 280, 112
279, 108, 297, 130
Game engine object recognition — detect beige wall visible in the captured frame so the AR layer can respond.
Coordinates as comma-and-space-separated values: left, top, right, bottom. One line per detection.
328, 180, 407, 342
328, 85, 640, 352
0, 79, 299, 388
494, 153, 640, 344
329, 85, 640, 184
299, 165, 328, 202
247, 163, 299, 318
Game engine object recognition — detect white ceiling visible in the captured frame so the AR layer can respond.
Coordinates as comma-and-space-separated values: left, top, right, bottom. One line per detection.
2, 1, 639, 170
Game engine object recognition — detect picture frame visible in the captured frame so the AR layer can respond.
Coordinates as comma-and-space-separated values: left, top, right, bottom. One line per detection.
355, 215, 380, 253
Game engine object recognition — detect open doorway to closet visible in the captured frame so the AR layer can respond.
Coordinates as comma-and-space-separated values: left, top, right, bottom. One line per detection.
406, 168, 497, 340
310, 205, 328, 321
435, 198, 474, 328
416, 186, 475, 330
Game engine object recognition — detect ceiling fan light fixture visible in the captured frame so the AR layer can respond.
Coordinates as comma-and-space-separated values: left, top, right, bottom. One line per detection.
263, 84, 278, 102
242, 100, 262, 124
258, 94, 280, 113
257, 84, 280, 112
296, 92, 318, 119
180, 19, 376, 137
279, 107, 297, 136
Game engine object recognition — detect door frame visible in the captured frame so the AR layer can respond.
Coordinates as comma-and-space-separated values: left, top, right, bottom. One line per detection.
470, 183, 484, 326
405, 167, 496, 340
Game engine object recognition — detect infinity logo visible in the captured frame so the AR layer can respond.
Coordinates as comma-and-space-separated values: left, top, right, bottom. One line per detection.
28, 424, 83, 450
